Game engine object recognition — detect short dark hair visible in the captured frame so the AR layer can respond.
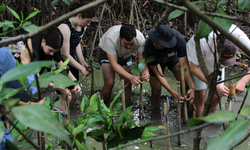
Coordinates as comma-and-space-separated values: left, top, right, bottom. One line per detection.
120, 24, 137, 41
43, 27, 63, 50
69, 1, 96, 18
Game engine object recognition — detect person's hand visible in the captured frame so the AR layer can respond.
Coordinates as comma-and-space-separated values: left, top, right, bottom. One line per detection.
130, 76, 142, 87
38, 97, 46, 105
13, 53, 21, 58
82, 62, 91, 72
72, 84, 81, 94
171, 90, 184, 103
234, 80, 247, 94
58, 87, 71, 96
140, 69, 150, 82
80, 67, 90, 76
185, 88, 195, 101
216, 84, 229, 97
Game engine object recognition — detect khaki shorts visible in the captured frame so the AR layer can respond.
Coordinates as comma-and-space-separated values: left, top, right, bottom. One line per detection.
193, 68, 225, 91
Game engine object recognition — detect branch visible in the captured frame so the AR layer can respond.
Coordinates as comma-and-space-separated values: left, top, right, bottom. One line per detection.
0, 0, 107, 46
152, 0, 250, 26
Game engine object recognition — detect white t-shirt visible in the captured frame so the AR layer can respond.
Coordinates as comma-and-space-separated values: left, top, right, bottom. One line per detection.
98, 25, 145, 57
187, 24, 250, 73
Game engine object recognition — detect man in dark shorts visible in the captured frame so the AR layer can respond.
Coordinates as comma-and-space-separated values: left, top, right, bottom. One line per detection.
145, 25, 194, 105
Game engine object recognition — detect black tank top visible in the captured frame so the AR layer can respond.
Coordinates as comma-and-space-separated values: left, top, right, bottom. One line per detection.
58, 20, 84, 59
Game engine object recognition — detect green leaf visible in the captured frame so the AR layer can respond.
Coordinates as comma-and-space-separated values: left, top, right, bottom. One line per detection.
17, 129, 30, 141
52, 99, 62, 110
217, 0, 228, 6
47, 136, 53, 141
55, 58, 70, 75
85, 101, 98, 114
52, 0, 62, 6
0, 61, 55, 84
0, 6, 6, 13
22, 24, 40, 32
62, 0, 73, 5
17, 139, 36, 149
0, 122, 4, 143
213, 9, 233, 31
0, 88, 20, 101
196, 19, 213, 40
145, 56, 156, 63
131, 65, 138, 74
7, 6, 20, 21
238, 0, 250, 10
106, 133, 117, 142
140, 131, 157, 140
117, 106, 133, 126
80, 96, 86, 112
92, 61, 101, 69
168, 9, 185, 21
5, 139, 19, 150
75, 139, 88, 150
109, 89, 123, 109
122, 127, 145, 140
138, 61, 145, 73
208, 120, 250, 150
34, 72, 77, 88
12, 104, 71, 146
3, 99, 20, 112
239, 105, 250, 117
44, 97, 50, 107
90, 93, 97, 106
25, 11, 40, 21
73, 124, 87, 136
188, 110, 237, 127
144, 126, 160, 132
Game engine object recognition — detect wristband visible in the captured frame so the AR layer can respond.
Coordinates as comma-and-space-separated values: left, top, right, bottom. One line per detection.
189, 87, 195, 90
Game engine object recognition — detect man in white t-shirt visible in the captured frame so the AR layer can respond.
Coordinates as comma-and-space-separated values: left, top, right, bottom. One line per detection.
98, 24, 149, 106
187, 24, 250, 117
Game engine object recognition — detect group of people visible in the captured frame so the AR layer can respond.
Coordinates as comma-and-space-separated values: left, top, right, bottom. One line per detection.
1, 1, 250, 148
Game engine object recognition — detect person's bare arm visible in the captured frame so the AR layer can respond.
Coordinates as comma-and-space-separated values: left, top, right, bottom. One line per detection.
234, 70, 250, 94
178, 57, 194, 100
58, 24, 89, 76
107, 53, 142, 86
150, 65, 183, 100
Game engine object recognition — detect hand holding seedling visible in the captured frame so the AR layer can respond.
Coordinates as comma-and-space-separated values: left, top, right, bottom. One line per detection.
130, 76, 142, 87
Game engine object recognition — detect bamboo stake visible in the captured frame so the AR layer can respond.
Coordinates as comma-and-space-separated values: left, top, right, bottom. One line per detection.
177, 81, 181, 146
164, 103, 171, 150
65, 95, 70, 124
181, 68, 188, 124
41, 133, 45, 150
91, 66, 95, 95
140, 83, 144, 118
224, 102, 229, 128
121, 79, 126, 111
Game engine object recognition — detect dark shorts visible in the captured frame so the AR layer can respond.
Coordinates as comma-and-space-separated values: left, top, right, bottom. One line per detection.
97, 47, 132, 66
149, 55, 179, 76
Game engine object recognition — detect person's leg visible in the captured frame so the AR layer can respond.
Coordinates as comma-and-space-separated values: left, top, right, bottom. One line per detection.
57, 94, 72, 112
192, 75, 207, 117
119, 65, 132, 102
193, 90, 206, 117
149, 76, 162, 104
101, 63, 115, 106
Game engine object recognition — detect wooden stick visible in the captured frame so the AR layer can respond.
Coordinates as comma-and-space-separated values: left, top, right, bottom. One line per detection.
41, 133, 45, 150
181, 68, 188, 124
121, 79, 126, 111
177, 81, 181, 146
65, 95, 70, 124
140, 83, 144, 119
164, 103, 171, 150
224, 102, 229, 129
91, 66, 95, 95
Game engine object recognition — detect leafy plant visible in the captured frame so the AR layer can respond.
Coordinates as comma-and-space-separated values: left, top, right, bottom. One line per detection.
0, 6, 40, 35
